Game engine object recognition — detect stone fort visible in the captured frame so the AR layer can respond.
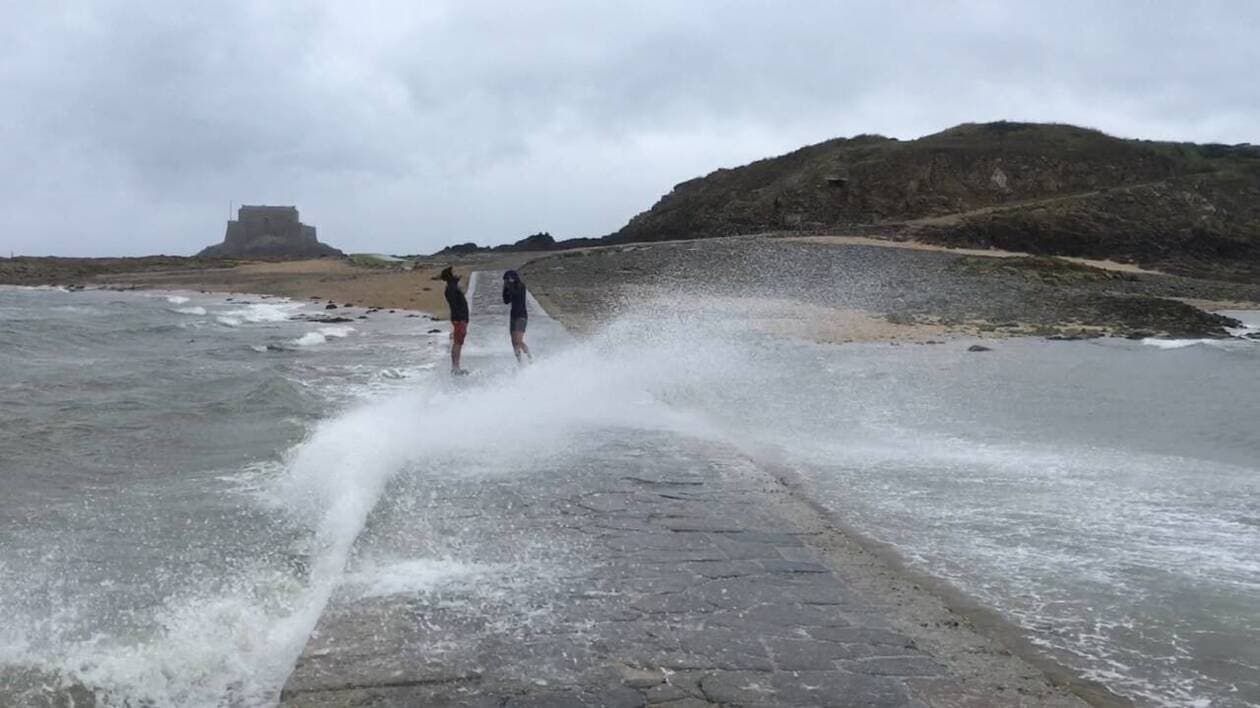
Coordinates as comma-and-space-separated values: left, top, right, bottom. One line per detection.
198, 205, 343, 258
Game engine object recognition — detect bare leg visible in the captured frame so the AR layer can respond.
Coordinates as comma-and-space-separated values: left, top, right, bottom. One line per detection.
511, 331, 530, 363
451, 341, 462, 371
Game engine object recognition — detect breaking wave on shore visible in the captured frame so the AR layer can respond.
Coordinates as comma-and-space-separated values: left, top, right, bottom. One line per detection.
1, 291, 746, 705
2, 287, 1257, 707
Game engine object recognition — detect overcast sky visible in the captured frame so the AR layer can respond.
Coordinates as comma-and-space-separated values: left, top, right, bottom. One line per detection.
2, 1, 1257, 257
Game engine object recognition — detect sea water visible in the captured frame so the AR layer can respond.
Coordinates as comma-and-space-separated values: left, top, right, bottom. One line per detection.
627, 305, 1260, 707
0, 287, 450, 705
692, 330, 1260, 707
1, 284, 1257, 707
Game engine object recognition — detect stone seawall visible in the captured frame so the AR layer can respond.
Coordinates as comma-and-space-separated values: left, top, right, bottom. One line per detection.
277, 273, 1105, 707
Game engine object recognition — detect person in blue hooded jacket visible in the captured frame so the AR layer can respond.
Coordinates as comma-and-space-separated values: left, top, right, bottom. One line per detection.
502, 270, 532, 363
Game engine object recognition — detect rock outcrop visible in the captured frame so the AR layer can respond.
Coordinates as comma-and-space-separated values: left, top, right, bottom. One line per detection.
198, 206, 342, 259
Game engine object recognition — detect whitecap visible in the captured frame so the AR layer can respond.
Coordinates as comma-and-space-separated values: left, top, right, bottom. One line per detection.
1140, 338, 1212, 350
165, 295, 190, 305
218, 302, 305, 325
292, 326, 355, 347
175, 306, 207, 316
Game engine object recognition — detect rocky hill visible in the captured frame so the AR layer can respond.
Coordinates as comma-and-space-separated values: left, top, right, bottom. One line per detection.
198, 205, 342, 259
430, 232, 601, 257
608, 122, 1260, 280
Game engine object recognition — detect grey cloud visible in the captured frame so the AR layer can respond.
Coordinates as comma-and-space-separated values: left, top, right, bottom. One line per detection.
1, 1, 1257, 257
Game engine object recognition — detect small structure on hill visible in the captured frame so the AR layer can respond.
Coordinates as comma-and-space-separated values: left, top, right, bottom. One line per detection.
198, 205, 343, 258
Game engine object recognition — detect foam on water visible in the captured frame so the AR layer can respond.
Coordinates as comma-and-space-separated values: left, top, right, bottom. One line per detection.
270, 319, 734, 588
5, 570, 311, 706
292, 332, 325, 347
292, 325, 355, 347
1220, 309, 1260, 329
1141, 337, 1218, 349
165, 295, 190, 304
1138, 311, 1260, 349
216, 301, 305, 328
682, 338, 1260, 706
341, 558, 499, 599
2, 309, 741, 705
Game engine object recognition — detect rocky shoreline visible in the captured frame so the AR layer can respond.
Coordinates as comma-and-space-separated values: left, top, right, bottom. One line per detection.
7, 236, 1257, 343
522, 235, 1260, 342
0, 255, 247, 288
0, 252, 542, 321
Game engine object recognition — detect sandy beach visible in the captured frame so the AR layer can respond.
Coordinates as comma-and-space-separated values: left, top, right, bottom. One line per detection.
95, 259, 469, 316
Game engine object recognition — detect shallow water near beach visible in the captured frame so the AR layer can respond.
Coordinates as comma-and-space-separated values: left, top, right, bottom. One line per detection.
1, 284, 1257, 707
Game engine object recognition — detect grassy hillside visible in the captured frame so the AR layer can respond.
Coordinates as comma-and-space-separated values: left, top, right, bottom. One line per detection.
609, 122, 1260, 280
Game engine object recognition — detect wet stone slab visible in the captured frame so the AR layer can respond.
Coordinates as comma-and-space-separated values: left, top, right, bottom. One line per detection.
280, 431, 959, 707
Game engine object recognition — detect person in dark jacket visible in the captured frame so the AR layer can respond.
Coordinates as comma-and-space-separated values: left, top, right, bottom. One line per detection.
502, 270, 532, 363
440, 266, 469, 375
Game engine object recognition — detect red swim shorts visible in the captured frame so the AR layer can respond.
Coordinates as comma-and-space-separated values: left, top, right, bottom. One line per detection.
451, 321, 468, 345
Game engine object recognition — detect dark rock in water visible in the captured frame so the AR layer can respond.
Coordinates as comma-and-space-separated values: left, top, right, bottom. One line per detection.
343, 303, 354, 308
1047, 333, 1102, 341
197, 205, 343, 259
1126, 331, 1155, 340
967, 344, 993, 352
325, 303, 338, 310
357, 315, 367, 319
388, 309, 396, 313
405, 314, 419, 318
427, 328, 442, 334
293, 315, 355, 323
